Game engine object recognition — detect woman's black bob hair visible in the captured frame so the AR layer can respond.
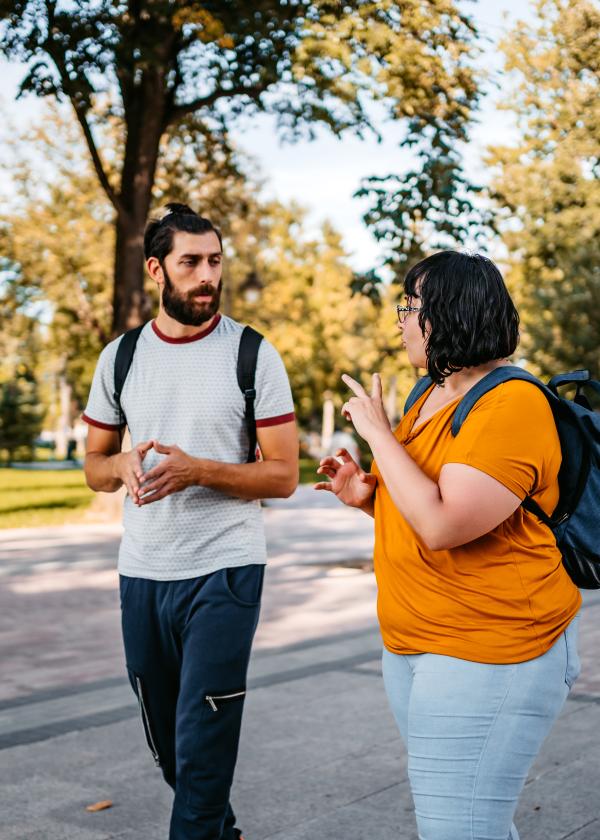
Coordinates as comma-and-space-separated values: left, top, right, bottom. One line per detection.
404, 250, 520, 386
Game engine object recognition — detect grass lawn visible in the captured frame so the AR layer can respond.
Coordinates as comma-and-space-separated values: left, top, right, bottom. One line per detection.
0, 460, 322, 530
0, 468, 95, 529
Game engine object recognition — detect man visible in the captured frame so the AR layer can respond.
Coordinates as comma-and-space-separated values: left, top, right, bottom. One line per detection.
83, 203, 298, 840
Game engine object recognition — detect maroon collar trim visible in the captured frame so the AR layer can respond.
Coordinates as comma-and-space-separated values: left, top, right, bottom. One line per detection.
151, 314, 222, 344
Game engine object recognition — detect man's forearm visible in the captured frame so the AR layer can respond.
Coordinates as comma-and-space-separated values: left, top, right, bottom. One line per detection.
84, 452, 123, 493
193, 458, 298, 500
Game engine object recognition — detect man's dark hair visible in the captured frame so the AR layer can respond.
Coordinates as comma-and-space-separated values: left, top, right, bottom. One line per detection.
143, 203, 223, 262
404, 250, 520, 385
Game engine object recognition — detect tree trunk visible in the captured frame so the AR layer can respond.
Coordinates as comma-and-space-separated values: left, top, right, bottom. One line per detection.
112, 211, 152, 335
111, 70, 170, 337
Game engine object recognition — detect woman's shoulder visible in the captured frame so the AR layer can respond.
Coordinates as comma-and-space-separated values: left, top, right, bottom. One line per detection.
473, 377, 551, 415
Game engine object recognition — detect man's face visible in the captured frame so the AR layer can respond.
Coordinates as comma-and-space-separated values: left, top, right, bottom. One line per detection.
159, 231, 223, 326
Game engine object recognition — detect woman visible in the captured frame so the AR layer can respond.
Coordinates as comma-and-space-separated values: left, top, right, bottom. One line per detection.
315, 251, 581, 840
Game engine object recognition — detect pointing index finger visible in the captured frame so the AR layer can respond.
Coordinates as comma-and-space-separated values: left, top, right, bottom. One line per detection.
371, 372, 383, 400
341, 373, 367, 397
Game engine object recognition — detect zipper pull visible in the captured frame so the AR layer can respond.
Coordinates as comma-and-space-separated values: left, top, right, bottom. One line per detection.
206, 696, 218, 712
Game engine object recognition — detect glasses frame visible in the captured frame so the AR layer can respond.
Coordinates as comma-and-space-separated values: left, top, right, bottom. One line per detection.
396, 304, 421, 324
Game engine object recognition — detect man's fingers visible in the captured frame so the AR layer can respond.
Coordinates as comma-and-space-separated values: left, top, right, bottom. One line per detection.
341, 373, 367, 398
313, 482, 334, 492
139, 481, 170, 505
139, 480, 161, 496
125, 479, 140, 503
140, 463, 166, 483
152, 440, 172, 455
371, 372, 383, 400
137, 439, 154, 454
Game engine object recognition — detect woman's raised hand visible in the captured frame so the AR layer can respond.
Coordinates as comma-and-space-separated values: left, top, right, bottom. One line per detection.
314, 448, 377, 508
340, 373, 391, 443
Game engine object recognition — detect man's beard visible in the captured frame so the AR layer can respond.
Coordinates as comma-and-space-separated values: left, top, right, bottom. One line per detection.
161, 266, 222, 327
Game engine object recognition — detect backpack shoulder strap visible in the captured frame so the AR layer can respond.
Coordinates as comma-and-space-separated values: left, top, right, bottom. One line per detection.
450, 366, 553, 437
237, 326, 264, 463
403, 375, 433, 416
113, 324, 146, 426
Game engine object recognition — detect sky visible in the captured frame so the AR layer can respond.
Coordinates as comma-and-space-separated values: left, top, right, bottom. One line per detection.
0, 0, 537, 272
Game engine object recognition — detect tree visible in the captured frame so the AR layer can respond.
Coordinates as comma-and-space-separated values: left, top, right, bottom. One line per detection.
0, 371, 44, 463
1, 0, 481, 335
0, 103, 271, 404
488, 0, 600, 378
251, 206, 414, 428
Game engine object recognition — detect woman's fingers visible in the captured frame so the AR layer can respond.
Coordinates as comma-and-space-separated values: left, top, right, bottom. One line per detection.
359, 471, 377, 485
341, 373, 367, 397
319, 456, 341, 468
335, 448, 355, 464
316, 466, 337, 479
371, 372, 383, 400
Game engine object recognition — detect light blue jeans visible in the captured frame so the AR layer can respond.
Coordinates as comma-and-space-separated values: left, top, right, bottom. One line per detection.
382, 616, 580, 840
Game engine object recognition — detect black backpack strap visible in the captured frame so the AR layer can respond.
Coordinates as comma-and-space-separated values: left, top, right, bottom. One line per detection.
113, 324, 145, 427
237, 326, 264, 463
450, 366, 553, 436
403, 375, 433, 416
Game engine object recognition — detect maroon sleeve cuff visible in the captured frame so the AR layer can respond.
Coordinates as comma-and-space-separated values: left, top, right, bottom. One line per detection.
255, 412, 296, 428
82, 413, 125, 431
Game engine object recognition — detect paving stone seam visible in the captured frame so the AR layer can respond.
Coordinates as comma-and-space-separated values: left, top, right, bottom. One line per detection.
1, 649, 383, 750
559, 817, 599, 839
0, 628, 381, 712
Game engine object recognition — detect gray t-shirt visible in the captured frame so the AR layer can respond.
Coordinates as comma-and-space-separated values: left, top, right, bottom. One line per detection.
83, 315, 295, 580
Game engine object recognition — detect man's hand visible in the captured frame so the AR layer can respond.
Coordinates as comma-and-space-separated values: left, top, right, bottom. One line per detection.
138, 441, 197, 505
315, 448, 377, 509
112, 440, 154, 505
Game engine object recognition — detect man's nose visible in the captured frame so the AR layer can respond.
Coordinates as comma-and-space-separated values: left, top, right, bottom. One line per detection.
195, 264, 217, 283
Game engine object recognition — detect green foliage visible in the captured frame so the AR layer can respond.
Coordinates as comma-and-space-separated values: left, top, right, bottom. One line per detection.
356, 146, 496, 282
488, 0, 600, 377
0, 366, 45, 463
1, 0, 484, 332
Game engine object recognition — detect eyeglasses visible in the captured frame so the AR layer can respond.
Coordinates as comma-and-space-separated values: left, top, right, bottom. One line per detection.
396, 304, 421, 324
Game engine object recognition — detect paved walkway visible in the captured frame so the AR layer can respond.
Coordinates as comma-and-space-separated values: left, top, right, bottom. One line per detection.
1, 487, 599, 839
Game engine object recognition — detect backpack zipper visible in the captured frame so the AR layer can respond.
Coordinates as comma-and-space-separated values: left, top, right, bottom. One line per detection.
205, 690, 246, 712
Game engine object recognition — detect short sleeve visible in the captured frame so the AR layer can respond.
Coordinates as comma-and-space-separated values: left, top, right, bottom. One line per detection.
254, 339, 295, 428
443, 381, 559, 499
82, 338, 126, 430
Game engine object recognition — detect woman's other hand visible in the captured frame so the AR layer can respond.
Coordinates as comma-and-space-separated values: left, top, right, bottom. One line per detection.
314, 448, 377, 509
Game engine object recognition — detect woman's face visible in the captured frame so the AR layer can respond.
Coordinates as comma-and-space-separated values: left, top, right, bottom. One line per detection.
400, 293, 427, 369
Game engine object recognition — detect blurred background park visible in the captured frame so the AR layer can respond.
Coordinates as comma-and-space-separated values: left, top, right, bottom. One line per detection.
0, 0, 598, 529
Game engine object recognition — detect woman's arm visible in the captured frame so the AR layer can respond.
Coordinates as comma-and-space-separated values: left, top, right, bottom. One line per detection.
341, 374, 521, 550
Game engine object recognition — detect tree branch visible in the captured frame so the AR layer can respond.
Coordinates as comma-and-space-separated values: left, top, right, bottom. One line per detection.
71, 107, 126, 218
42, 0, 126, 218
168, 83, 269, 123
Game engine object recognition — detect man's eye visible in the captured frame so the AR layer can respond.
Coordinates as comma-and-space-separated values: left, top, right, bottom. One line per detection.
209, 259, 221, 266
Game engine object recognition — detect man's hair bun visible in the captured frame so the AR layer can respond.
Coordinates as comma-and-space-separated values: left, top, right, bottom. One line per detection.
163, 202, 197, 217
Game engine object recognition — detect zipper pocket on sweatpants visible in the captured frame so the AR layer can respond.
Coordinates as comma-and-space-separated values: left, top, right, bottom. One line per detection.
205, 689, 246, 712
135, 675, 161, 766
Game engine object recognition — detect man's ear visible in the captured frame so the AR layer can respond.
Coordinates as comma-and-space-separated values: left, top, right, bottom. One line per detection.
147, 257, 163, 286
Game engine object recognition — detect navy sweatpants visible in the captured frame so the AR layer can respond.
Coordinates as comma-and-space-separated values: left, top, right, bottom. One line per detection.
120, 564, 264, 840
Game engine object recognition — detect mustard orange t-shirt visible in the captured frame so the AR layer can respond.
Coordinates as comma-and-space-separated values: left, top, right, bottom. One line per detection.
372, 379, 581, 664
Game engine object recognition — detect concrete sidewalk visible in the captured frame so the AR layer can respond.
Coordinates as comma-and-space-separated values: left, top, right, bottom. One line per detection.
1, 487, 599, 839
